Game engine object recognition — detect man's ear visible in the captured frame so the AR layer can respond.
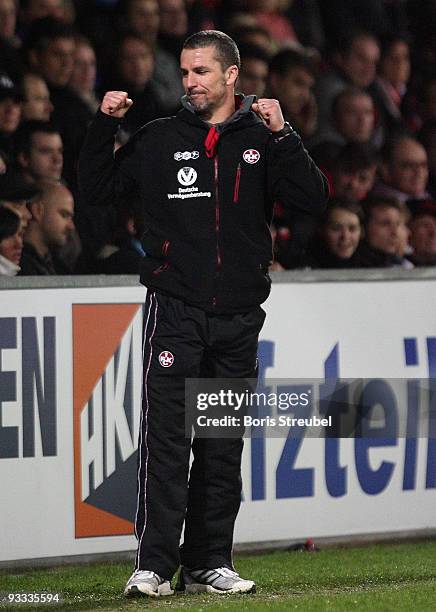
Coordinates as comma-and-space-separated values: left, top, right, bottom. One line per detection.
28, 200, 43, 222
226, 65, 239, 86
27, 48, 40, 71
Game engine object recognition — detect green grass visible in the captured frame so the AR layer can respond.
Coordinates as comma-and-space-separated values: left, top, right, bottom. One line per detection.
1, 542, 436, 611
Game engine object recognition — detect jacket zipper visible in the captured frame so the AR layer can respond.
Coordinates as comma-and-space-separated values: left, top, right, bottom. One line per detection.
233, 163, 241, 203
213, 155, 221, 308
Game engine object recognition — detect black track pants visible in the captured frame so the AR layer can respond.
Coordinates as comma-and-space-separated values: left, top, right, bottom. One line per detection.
134, 291, 265, 579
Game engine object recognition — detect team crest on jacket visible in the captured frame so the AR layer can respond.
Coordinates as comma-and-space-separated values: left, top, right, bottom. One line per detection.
178, 167, 197, 187
159, 351, 174, 367
243, 149, 260, 164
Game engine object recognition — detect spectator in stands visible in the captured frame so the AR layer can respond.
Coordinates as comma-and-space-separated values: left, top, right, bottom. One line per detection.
314, 88, 376, 151
237, 43, 270, 98
101, 199, 145, 274
19, 0, 67, 29
24, 17, 93, 185
69, 36, 99, 114
355, 196, 407, 267
111, 32, 161, 136
418, 120, 436, 199
21, 72, 53, 121
244, 0, 298, 47
268, 47, 317, 140
118, 0, 183, 112
375, 133, 430, 203
418, 78, 436, 126
0, 72, 22, 156
0, 0, 23, 82
0, 148, 6, 173
330, 143, 378, 202
16, 121, 63, 184
372, 34, 411, 134
0, 206, 22, 276
0, 169, 38, 230
407, 200, 436, 267
230, 23, 274, 55
158, 0, 189, 59
20, 180, 74, 274
307, 198, 363, 269
315, 29, 380, 132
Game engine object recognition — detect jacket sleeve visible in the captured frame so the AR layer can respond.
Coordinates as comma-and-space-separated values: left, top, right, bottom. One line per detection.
267, 128, 329, 215
78, 110, 142, 207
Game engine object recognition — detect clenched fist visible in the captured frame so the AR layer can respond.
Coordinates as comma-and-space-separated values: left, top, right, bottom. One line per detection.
101, 91, 133, 118
251, 98, 285, 132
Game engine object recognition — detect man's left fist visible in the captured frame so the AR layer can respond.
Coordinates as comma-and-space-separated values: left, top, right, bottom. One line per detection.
252, 98, 285, 132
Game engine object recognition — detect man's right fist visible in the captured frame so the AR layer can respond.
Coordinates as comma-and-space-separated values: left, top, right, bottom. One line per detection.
101, 91, 133, 118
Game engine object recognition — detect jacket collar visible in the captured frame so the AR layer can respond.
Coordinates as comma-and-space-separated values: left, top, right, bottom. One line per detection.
179, 93, 261, 132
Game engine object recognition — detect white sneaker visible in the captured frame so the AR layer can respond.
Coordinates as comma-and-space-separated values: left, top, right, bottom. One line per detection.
176, 566, 256, 594
124, 569, 174, 597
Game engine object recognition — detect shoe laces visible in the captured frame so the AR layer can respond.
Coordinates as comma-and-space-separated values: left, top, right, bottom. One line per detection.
214, 567, 240, 579
133, 569, 159, 580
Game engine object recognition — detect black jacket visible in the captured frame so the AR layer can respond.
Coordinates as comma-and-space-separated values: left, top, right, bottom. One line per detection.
79, 96, 328, 313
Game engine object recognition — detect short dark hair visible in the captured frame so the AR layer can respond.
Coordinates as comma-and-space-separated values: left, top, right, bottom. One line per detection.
334, 143, 378, 174
381, 130, 417, 163
183, 30, 240, 70
363, 196, 402, 225
269, 48, 315, 78
0, 206, 20, 242
332, 87, 372, 119
14, 121, 61, 156
333, 28, 379, 58
24, 17, 75, 54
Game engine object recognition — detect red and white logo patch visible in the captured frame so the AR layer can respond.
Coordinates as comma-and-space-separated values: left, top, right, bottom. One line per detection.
243, 149, 260, 164
159, 351, 174, 367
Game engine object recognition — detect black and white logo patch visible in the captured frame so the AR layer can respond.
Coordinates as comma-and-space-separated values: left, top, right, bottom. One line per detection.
174, 151, 199, 161
177, 166, 197, 187
243, 149, 260, 164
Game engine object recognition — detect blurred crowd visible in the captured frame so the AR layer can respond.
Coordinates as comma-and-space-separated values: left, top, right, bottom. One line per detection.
0, 0, 435, 277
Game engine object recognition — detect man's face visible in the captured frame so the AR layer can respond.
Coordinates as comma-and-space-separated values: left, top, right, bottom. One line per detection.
21, 132, 63, 182
180, 45, 236, 119
22, 75, 53, 121
128, 0, 159, 38
238, 58, 268, 97
383, 139, 429, 197
71, 43, 97, 94
324, 208, 361, 259
338, 36, 380, 88
41, 185, 74, 248
0, 226, 23, 265
0, 97, 21, 134
334, 165, 376, 201
118, 38, 154, 89
409, 214, 436, 263
271, 67, 314, 116
380, 40, 410, 88
335, 94, 374, 143
0, 0, 16, 39
367, 205, 401, 254
36, 37, 75, 87
2, 200, 32, 230
159, 0, 188, 38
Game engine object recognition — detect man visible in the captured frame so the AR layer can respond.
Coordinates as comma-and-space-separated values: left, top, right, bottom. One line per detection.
20, 180, 74, 274
0, 72, 22, 155
0, 168, 38, 231
236, 43, 269, 99
79, 30, 328, 598
408, 200, 436, 266
375, 133, 430, 202
268, 47, 317, 139
0, 206, 22, 276
331, 143, 377, 201
15, 120, 63, 183
355, 196, 406, 267
21, 72, 53, 121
